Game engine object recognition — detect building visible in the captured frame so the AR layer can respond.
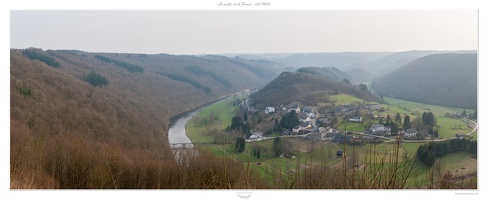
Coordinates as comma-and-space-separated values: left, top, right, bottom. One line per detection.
349, 116, 362, 122
265, 106, 275, 114
367, 104, 382, 110
298, 112, 311, 122
403, 128, 417, 138
302, 106, 313, 113
369, 124, 390, 134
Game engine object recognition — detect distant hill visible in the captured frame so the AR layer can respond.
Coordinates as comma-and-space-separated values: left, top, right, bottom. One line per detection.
345, 67, 374, 83
227, 51, 476, 79
225, 52, 392, 70
372, 53, 477, 109
297, 66, 351, 82
249, 71, 377, 110
354, 50, 477, 77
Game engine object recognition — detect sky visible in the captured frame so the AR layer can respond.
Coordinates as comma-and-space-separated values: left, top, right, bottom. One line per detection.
10, 10, 478, 55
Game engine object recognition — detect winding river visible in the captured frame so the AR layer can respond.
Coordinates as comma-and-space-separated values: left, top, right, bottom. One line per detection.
167, 90, 252, 149
168, 110, 198, 148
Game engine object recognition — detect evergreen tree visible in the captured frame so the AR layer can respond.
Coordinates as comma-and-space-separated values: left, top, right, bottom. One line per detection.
257, 148, 261, 159
231, 117, 243, 130
422, 112, 436, 126
428, 127, 434, 136
390, 123, 399, 136
422, 112, 427, 125
385, 114, 391, 126
242, 123, 251, 138
280, 110, 299, 130
462, 110, 467, 117
235, 137, 246, 152
403, 115, 411, 130
18, 85, 32, 96
86, 71, 109, 87
272, 137, 283, 157
379, 117, 384, 125
473, 110, 477, 120
395, 113, 402, 124
23, 50, 60, 68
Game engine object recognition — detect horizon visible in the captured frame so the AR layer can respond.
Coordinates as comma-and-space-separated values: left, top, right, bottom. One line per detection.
10, 47, 478, 56
11, 10, 477, 55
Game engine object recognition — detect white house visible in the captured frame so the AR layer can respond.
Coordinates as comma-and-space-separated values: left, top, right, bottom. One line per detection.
349, 116, 362, 122
290, 105, 301, 113
403, 128, 417, 138
265, 106, 275, 114
369, 124, 390, 134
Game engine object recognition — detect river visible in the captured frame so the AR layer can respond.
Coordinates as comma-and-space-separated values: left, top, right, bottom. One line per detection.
168, 110, 198, 148
167, 89, 252, 149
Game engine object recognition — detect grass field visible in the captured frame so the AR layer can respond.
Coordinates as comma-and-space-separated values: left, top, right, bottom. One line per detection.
330, 94, 373, 104
401, 142, 422, 158
438, 151, 477, 175
185, 96, 240, 143
384, 97, 475, 116
338, 120, 368, 132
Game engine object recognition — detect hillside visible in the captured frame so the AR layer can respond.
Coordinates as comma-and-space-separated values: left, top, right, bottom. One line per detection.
10, 48, 280, 188
372, 53, 477, 109
230, 52, 392, 69
345, 67, 374, 83
249, 71, 377, 109
297, 66, 351, 82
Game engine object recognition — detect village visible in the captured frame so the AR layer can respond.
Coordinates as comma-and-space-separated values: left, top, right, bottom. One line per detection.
241, 98, 439, 145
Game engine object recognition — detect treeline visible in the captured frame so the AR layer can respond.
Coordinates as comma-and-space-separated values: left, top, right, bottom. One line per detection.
372, 53, 477, 109
416, 139, 477, 167
23, 49, 60, 68
186, 66, 232, 87
156, 72, 211, 94
95, 55, 144, 73
86, 71, 109, 87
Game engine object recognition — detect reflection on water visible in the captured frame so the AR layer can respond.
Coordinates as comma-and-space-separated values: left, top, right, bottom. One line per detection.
168, 111, 198, 144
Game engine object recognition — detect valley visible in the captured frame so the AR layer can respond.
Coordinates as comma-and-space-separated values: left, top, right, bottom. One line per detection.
10, 48, 478, 189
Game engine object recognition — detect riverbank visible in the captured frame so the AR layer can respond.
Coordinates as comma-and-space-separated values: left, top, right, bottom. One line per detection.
167, 89, 252, 145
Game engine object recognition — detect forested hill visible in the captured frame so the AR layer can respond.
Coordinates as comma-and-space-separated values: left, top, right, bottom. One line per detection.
10, 48, 282, 188
249, 71, 377, 110
372, 53, 477, 109
296, 66, 351, 82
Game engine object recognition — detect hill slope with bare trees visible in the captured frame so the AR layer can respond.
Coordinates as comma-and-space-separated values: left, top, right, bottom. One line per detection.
10, 48, 281, 188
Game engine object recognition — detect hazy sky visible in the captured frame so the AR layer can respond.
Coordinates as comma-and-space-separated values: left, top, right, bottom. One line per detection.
10, 10, 477, 54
